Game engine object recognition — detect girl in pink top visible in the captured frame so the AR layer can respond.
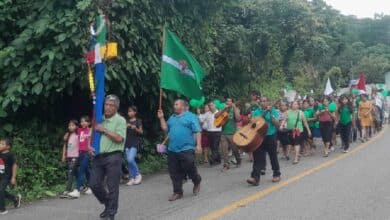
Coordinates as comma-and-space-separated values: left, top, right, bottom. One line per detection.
61, 120, 80, 198
69, 116, 93, 198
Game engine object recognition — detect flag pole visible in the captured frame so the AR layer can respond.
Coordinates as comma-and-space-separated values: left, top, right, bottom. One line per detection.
159, 25, 166, 110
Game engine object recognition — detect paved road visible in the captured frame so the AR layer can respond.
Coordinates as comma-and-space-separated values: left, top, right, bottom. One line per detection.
4, 127, 390, 220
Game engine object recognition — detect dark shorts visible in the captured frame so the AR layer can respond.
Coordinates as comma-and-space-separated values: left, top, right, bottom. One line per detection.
277, 130, 289, 146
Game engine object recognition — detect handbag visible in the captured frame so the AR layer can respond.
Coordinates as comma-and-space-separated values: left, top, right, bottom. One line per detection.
292, 111, 301, 138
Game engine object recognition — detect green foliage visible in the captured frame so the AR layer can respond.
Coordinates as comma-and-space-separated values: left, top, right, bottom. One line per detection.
7, 120, 66, 201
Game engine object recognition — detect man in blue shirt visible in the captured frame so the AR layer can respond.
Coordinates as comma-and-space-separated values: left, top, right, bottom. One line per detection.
158, 99, 202, 201
247, 96, 281, 186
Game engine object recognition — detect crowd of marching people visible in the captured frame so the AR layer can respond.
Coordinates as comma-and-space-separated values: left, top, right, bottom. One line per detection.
0, 90, 388, 218
194, 90, 387, 186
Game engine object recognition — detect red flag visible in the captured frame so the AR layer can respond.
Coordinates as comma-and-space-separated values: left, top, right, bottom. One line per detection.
357, 73, 366, 91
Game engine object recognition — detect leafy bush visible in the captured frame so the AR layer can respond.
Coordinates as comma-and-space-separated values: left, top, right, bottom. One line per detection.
7, 121, 66, 201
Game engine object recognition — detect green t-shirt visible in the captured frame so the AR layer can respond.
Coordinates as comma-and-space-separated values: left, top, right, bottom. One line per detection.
222, 109, 237, 135
252, 107, 279, 136
287, 110, 304, 132
100, 113, 127, 153
303, 107, 316, 128
245, 101, 258, 115
339, 106, 352, 125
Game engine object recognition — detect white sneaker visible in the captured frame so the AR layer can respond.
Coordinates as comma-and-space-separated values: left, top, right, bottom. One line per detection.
0, 210, 8, 215
14, 194, 22, 208
60, 191, 70, 198
330, 147, 335, 152
126, 179, 135, 186
134, 174, 142, 185
68, 190, 80, 198
84, 188, 93, 195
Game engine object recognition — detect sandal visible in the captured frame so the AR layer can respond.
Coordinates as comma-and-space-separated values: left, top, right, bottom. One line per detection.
272, 176, 281, 183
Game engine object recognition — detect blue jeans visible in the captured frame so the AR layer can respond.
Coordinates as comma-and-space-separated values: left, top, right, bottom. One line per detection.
77, 151, 90, 190
125, 147, 139, 179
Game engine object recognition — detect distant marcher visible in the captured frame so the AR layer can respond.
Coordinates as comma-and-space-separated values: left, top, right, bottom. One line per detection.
358, 94, 373, 142
68, 116, 93, 198
0, 138, 21, 215
337, 96, 354, 153
61, 119, 80, 198
125, 106, 143, 186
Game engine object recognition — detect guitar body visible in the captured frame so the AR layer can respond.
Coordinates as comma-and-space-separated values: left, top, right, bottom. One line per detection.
214, 110, 229, 128
233, 117, 268, 152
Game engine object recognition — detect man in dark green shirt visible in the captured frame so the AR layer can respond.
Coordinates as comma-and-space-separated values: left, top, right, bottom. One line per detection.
216, 98, 241, 170
90, 94, 126, 220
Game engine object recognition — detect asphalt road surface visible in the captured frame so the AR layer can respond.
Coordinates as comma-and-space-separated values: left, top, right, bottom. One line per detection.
4, 127, 390, 220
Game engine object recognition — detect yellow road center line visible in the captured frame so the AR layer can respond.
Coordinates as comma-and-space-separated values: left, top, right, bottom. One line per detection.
199, 128, 386, 220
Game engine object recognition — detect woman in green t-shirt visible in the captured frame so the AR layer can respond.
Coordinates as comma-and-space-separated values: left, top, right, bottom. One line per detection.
337, 96, 354, 153
302, 100, 316, 156
286, 101, 311, 164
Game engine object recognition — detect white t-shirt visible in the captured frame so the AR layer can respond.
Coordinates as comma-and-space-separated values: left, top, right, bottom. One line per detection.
198, 110, 222, 132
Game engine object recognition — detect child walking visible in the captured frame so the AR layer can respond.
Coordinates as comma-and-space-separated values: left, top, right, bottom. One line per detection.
68, 116, 93, 198
125, 106, 143, 186
61, 120, 80, 198
0, 138, 21, 214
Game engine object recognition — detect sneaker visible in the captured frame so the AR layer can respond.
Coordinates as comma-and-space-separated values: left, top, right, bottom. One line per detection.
246, 178, 259, 186
0, 210, 8, 215
330, 147, 335, 152
221, 165, 230, 172
60, 191, 70, 198
84, 188, 93, 195
134, 174, 142, 185
80, 186, 87, 193
126, 179, 135, 186
68, 190, 80, 198
14, 194, 22, 208
122, 174, 130, 181
343, 150, 349, 153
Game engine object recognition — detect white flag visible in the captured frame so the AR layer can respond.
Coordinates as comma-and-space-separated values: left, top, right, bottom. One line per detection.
324, 78, 334, 96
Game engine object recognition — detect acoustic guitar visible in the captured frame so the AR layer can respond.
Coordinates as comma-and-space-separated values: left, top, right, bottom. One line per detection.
232, 117, 268, 152
214, 107, 231, 128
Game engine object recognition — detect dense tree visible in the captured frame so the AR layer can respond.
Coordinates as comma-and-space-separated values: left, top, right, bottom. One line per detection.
1, 0, 390, 132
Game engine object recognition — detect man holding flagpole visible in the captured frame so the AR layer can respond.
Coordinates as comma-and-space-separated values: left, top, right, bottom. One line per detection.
157, 101, 202, 201
157, 28, 205, 201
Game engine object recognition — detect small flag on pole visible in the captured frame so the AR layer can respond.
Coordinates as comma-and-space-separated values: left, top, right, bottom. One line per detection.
357, 73, 366, 92
324, 77, 334, 96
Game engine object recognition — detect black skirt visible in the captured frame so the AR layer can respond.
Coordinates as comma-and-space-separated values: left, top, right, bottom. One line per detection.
319, 121, 333, 143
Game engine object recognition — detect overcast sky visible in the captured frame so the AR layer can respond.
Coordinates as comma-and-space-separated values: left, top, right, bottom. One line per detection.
324, 0, 390, 18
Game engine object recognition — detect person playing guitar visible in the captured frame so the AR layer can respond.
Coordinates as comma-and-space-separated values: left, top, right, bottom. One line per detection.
215, 98, 241, 171
247, 96, 281, 186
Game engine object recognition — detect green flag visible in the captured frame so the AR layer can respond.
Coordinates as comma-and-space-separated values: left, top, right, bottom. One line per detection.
161, 28, 204, 99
